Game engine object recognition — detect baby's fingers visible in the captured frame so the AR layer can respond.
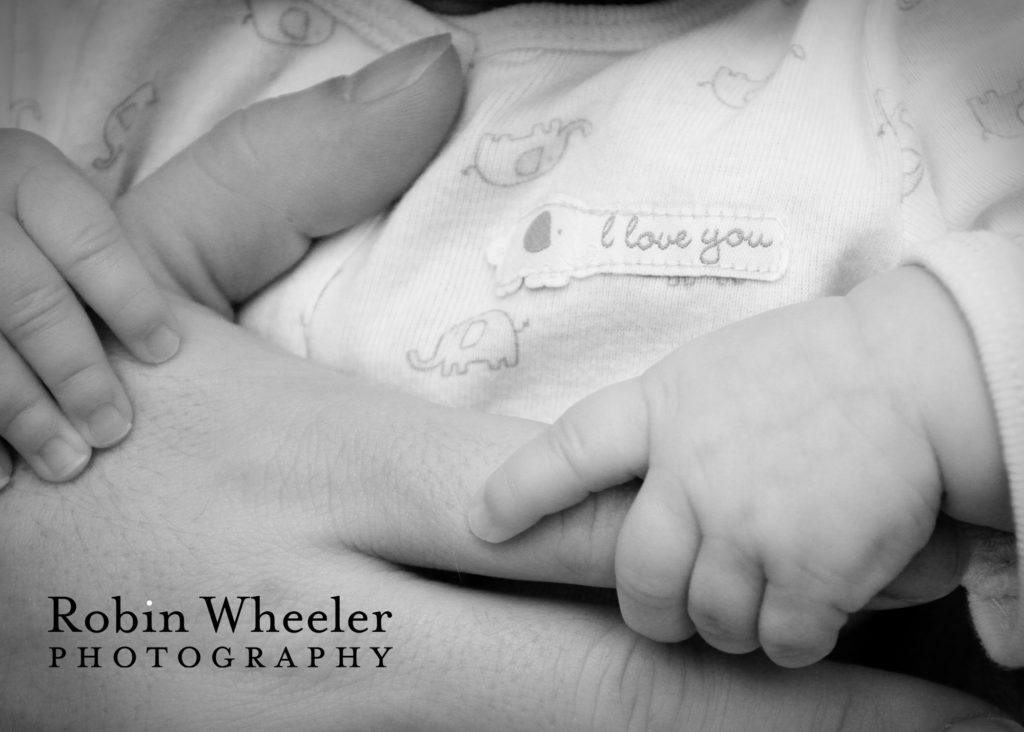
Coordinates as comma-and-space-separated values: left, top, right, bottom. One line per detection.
758, 586, 848, 668
17, 160, 181, 364
615, 467, 700, 642
0, 215, 132, 456
0, 334, 91, 481
469, 378, 649, 542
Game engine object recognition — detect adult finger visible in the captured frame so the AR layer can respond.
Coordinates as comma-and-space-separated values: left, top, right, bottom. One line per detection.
384, 577, 1000, 732
117, 34, 465, 312
18, 159, 181, 364
468, 378, 649, 543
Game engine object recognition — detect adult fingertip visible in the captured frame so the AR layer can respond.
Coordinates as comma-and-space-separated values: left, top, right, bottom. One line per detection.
945, 717, 1024, 732
343, 34, 455, 104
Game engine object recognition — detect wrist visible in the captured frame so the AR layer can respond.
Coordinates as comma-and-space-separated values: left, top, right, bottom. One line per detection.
845, 267, 1010, 530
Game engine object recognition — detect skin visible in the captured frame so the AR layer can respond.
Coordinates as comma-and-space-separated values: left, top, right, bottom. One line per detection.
0, 24, 1016, 732
473, 268, 1008, 667
0, 298, 1002, 730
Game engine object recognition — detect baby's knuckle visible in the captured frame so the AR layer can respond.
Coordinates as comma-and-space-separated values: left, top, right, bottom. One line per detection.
0, 395, 47, 440
762, 637, 815, 666
105, 281, 160, 329
5, 281, 71, 341
64, 218, 124, 270
691, 606, 746, 642
547, 416, 594, 482
617, 565, 677, 610
47, 360, 110, 407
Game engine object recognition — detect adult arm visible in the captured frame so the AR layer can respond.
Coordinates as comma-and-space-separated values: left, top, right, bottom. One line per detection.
0, 300, 1005, 731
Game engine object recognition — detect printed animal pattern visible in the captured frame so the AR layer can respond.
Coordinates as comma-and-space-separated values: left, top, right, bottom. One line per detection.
463, 118, 592, 186
92, 82, 158, 170
875, 88, 924, 198
10, 98, 41, 131
407, 310, 527, 377
243, 0, 339, 45
700, 67, 770, 109
700, 46, 804, 109
968, 79, 1024, 139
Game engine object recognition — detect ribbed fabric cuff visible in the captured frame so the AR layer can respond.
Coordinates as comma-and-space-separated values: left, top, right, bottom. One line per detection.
902, 231, 1024, 666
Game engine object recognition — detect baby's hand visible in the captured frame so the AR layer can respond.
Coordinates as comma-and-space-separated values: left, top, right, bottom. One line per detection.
0, 129, 180, 484
470, 292, 943, 667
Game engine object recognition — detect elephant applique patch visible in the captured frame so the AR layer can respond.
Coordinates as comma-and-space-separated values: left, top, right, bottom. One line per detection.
486, 198, 787, 296
463, 118, 592, 186
407, 310, 528, 377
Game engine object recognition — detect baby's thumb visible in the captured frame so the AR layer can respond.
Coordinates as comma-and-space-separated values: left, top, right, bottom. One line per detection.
469, 378, 651, 543
119, 34, 463, 310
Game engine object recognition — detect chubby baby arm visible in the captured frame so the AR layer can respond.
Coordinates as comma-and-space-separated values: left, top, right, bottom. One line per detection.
470, 265, 1005, 668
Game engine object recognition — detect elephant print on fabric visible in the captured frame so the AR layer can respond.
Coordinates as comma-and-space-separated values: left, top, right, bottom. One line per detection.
700, 47, 804, 109
968, 79, 1024, 139
407, 310, 528, 377
875, 88, 924, 199
463, 118, 592, 187
700, 67, 770, 109
92, 82, 158, 171
243, 0, 338, 46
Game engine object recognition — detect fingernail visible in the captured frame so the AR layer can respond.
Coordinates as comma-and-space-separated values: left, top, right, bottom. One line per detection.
345, 34, 453, 103
141, 324, 181, 363
947, 717, 1024, 731
468, 500, 512, 543
84, 403, 132, 448
36, 437, 89, 481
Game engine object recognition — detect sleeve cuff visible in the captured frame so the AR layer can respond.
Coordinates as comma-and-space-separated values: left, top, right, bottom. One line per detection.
901, 231, 1024, 666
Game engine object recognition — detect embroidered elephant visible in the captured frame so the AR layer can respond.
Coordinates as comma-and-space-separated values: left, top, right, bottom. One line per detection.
407, 310, 527, 377
243, 0, 338, 46
92, 82, 158, 170
968, 80, 1024, 139
464, 118, 591, 186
